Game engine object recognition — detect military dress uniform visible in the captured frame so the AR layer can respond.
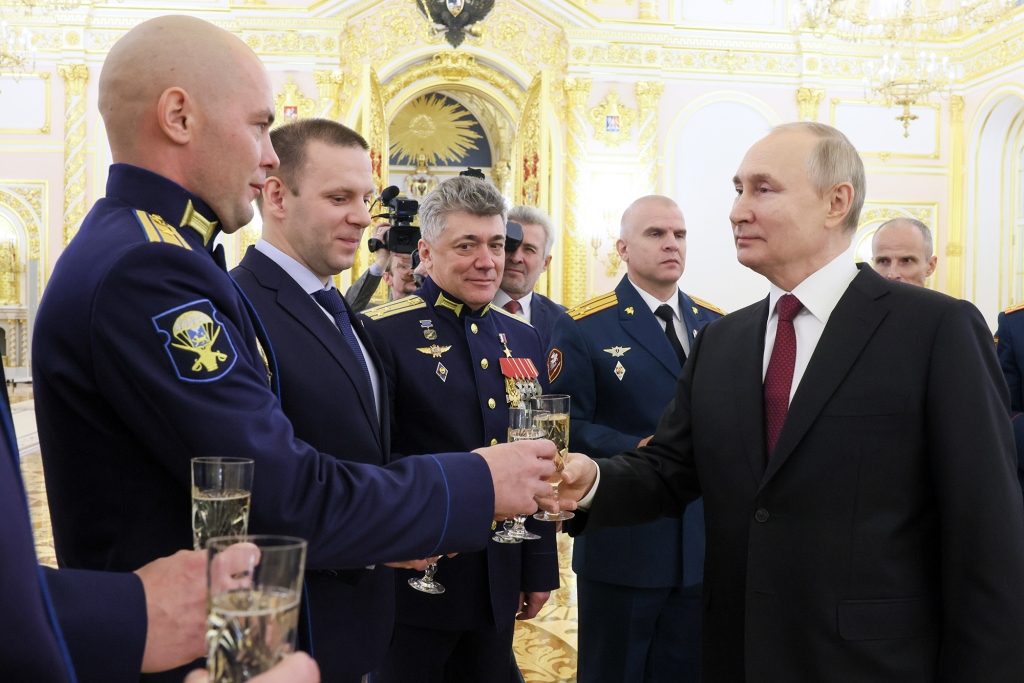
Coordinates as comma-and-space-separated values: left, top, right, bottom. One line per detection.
547, 275, 724, 683
32, 164, 497, 682
994, 303, 1024, 503
363, 277, 560, 683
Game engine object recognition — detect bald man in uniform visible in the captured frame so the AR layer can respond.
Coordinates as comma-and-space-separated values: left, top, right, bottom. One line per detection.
32, 16, 556, 682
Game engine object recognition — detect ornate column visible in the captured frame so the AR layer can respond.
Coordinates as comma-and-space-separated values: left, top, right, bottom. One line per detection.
562, 77, 592, 309
946, 95, 966, 298
636, 81, 665, 193
638, 0, 659, 20
796, 87, 825, 122
313, 69, 344, 121
57, 63, 89, 246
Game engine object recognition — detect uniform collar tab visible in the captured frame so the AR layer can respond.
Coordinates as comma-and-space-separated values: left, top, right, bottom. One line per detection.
179, 199, 218, 246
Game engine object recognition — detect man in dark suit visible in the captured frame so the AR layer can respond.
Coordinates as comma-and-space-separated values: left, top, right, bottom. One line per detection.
994, 303, 1024, 503
232, 118, 443, 682
493, 205, 567, 349
549, 195, 723, 683
557, 122, 1024, 682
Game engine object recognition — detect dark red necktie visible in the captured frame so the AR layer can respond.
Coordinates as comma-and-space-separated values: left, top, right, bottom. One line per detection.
764, 294, 803, 457
503, 300, 522, 315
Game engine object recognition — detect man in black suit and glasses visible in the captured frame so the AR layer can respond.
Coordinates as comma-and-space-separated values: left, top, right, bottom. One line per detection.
556, 121, 1024, 682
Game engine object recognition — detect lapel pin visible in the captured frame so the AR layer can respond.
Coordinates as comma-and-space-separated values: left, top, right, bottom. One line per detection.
603, 346, 631, 357
692, 306, 698, 315
625, 307, 634, 315
614, 361, 626, 381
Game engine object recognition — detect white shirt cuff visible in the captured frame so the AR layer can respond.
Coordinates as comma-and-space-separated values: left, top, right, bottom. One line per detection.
368, 263, 384, 277
576, 464, 601, 510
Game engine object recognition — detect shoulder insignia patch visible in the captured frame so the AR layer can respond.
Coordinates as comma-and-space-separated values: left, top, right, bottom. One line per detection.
134, 210, 193, 250
152, 299, 236, 382
490, 304, 534, 326
363, 295, 426, 320
688, 295, 727, 317
1004, 301, 1024, 315
547, 348, 563, 383
567, 292, 618, 321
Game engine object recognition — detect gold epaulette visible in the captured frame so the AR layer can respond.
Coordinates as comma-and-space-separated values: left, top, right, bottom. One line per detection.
363, 295, 426, 320
134, 210, 192, 250
689, 295, 727, 317
1004, 301, 1024, 316
489, 304, 534, 326
567, 292, 617, 321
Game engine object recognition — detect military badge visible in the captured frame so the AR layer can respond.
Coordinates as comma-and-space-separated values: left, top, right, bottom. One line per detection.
153, 299, 237, 382
625, 307, 635, 315
614, 361, 626, 381
496, 335, 541, 407
692, 306, 699, 315
436, 362, 449, 382
547, 348, 563, 383
417, 344, 452, 358
603, 346, 631, 357
420, 320, 438, 341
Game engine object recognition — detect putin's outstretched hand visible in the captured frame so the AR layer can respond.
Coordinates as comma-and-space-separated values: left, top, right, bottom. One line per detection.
555, 452, 599, 512
184, 652, 320, 683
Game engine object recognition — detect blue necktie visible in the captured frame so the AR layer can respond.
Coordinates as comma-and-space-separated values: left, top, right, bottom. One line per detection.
311, 288, 377, 420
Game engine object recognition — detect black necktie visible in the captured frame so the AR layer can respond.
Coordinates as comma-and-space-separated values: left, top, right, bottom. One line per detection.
311, 288, 377, 422
655, 304, 685, 365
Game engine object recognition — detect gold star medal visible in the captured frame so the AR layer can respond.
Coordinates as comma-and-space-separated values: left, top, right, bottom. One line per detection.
497, 334, 541, 407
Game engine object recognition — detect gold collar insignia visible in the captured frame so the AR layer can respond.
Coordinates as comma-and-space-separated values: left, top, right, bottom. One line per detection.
435, 292, 464, 317
179, 200, 218, 246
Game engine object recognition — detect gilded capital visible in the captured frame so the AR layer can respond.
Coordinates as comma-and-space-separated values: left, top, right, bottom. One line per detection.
57, 63, 90, 93
563, 77, 593, 109
796, 87, 825, 122
950, 95, 965, 123
635, 80, 665, 112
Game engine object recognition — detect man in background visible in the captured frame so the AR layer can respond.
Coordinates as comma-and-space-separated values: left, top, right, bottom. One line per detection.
344, 221, 390, 312
870, 217, 937, 288
383, 252, 418, 303
548, 195, 720, 683
493, 206, 567, 350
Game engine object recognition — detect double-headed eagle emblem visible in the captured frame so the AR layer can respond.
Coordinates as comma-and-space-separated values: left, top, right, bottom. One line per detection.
416, 0, 495, 48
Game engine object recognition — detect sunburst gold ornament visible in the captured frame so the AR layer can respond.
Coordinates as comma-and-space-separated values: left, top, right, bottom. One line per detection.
389, 94, 483, 166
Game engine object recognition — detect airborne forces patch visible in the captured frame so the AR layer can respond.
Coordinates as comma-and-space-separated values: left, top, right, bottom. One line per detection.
153, 299, 237, 382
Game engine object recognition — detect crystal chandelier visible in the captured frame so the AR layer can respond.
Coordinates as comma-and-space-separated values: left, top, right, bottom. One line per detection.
791, 0, 1016, 42
862, 49, 955, 136
0, 19, 35, 74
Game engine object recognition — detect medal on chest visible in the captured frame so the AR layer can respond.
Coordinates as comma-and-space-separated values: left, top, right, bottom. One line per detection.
498, 333, 541, 407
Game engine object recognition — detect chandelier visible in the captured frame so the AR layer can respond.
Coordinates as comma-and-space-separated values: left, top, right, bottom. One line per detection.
0, 20, 35, 73
862, 50, 955, 136
791, 0, 1016, 42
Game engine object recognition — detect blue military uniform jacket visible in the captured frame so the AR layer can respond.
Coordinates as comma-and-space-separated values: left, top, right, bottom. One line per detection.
0, 363, 147, 683
529, 291, 568, 352
994, 304, 1024, 502
548, 275, 724, 588
32, 164, 496, 680
364, 277, 560, 632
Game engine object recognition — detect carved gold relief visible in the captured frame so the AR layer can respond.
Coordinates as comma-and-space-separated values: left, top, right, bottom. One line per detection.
589, 90, 637, 147
57, 63, 88, 246
662, 48, 801, 74
313, 70, 345, 120
273, 77, 316, 128
0, 185, 43, 262
636, 81, 664, 192
515, 75, 543, 208
947, 94, 965, 298
381, 52, 526, 110
796, 87, 825, 122
563, 77, 592, 309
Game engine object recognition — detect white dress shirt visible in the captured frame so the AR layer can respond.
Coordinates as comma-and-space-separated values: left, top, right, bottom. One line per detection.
492, 288, 534, 325
255, 239, 383, 423
578, 247, 859, 509
627, 276, 690, 356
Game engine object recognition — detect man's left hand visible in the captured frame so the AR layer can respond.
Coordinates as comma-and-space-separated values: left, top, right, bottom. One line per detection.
516, 591, 551, 620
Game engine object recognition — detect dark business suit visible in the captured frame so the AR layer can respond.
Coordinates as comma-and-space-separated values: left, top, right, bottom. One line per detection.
550, 277, 720, 683
0, 362, 147, 683
993, 306, 1024, 503
570, 265, 1024, 682
233, 246, 395, 682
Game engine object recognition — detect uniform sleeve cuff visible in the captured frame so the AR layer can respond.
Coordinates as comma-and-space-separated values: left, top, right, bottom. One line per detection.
426, 452, 494, 556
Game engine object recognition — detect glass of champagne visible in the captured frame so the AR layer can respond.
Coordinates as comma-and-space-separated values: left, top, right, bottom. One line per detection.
192, 457, 254, 550
206, 535, 307, 683
408, 559, 445, 595
494, 407, 543, 543
531, 394, 575, 522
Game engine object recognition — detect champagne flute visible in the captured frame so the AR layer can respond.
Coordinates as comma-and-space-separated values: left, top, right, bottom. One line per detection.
531, 394, 575, 522
192, 457, 254, 550
494, 407, 543, 543
206, 535, 307, 683
408, 559, 445, 594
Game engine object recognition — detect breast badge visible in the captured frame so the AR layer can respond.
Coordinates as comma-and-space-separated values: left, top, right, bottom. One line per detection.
497, 334, 541, 407
547, 348, 563, 383
436, 362, 449, 382
420, 320, 438, 340
614, 361, 626, 381
603, 346, 631, 357
153, 299, 237, 382
417, 344, 452, 358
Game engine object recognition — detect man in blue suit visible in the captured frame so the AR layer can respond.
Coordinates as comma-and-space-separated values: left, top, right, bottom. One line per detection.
233, 118, 443, 682
493, 206, 567, 350
32, 17, 555, 683
548, 195, 723, 683
365, 177, 560, 683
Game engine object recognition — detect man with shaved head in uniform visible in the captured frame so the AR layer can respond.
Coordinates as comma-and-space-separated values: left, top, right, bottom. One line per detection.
33, 15, 558, 682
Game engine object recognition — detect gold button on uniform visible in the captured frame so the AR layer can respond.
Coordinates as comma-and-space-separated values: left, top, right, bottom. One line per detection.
471, 323, 479, 334
480, 359, 489, 369
490, 438, 498, 446
488, 398, 496, 409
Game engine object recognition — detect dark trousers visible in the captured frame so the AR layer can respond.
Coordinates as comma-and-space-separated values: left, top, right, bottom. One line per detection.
375, 621, 515, 683
577, 578, 701, 683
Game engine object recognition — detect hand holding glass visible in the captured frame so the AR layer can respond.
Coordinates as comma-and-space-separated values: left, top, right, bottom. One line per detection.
531, 395, 574, 522
494, 407, 543, 543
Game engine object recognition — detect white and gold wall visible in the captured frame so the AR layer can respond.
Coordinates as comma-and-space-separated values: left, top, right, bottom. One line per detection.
2, 0, 1024, 366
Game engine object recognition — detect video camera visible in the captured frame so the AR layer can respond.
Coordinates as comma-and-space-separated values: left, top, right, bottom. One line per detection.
368, 186, 420, 255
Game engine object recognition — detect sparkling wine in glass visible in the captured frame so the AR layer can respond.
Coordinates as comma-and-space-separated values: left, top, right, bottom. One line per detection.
192, 457, 254, 551
531, 395, 575, 522
494, 407, 543, 543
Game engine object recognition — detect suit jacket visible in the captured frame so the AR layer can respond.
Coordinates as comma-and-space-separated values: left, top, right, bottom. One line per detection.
364, 277, 560, 632
527, 291, 567, 352
549, 276, 721, 588
993, 307, 1024, 503
233, 247, 396, 681
345, 268, 383, 313
570, 265, 1024, 682
0, 363, 147, 683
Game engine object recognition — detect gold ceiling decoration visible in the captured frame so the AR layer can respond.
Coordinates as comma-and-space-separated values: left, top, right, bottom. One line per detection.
588, 90, 636, 147
273, 77, 316, 129
389, 93, 482, 165
791, 0, 1015, 43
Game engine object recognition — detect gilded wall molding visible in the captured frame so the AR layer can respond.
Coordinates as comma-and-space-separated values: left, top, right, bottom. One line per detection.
57, 63, 89, 246
381, 53, 527, 109
563, 76, 592, 309
636, 80, 664, 192
314, 69, 345, 120
0, 183, 44, 262
589, 89, 636, 146
273, 77, 317, 128
796, 87, 825, 122
947, 94, 966, 298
